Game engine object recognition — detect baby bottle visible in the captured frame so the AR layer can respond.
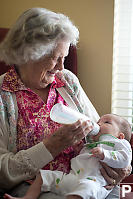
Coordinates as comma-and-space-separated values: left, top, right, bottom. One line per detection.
50, 103, 100, 136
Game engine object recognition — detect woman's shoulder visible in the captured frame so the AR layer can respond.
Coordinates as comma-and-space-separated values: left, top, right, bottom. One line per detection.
0, 74, 5, 84
0, 74, 6, 92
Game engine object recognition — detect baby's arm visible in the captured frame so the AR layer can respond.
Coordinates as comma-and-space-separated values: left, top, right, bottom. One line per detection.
92, 140, 132, 168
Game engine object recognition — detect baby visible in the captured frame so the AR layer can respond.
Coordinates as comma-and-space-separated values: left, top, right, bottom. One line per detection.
4, 114, 132, 199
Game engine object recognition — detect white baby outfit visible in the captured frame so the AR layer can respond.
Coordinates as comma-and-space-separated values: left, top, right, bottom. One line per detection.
41, 134, 132, 199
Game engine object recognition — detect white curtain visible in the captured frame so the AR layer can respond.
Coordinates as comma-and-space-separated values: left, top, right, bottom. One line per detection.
112, 0, 133, 126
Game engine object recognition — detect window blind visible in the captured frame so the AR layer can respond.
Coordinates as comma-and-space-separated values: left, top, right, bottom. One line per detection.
111, 0, 133, 126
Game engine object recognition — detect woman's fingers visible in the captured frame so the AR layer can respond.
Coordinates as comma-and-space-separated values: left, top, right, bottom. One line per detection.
101, 162, 118, 179
48, 119, 92, 156
100, 162, 128, 186
67, 119, 92, 143
70, 119, 92, 136
100, 166, 116, 185
100, 162, 119, 185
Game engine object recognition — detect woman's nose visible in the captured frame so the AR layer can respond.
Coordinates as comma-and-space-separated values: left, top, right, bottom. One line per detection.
56, 57, 64, 71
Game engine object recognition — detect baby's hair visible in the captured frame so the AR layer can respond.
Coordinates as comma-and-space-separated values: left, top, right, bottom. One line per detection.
113, 114, 132, 142
120, 117, 132, 142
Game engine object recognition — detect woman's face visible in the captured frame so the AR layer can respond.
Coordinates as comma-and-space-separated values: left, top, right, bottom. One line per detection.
20, 42, 70, 89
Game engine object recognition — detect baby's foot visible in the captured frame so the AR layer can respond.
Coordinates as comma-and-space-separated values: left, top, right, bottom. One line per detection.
4, 193, 23, 199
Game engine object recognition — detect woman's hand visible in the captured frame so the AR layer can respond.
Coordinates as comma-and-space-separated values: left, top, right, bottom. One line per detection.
72, 141, 84, 155
43, 119, 92, 158
100, 162, 132, 189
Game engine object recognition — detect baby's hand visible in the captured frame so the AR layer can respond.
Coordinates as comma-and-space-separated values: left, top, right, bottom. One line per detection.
91, 147, 104, 160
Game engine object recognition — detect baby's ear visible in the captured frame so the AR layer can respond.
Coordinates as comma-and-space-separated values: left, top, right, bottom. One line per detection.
119, 132, 125, 139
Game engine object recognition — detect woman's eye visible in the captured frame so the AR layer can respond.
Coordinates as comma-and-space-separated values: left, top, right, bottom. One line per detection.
105, 121, 110, 124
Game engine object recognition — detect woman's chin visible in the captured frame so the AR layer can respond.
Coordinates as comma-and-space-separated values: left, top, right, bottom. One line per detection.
40, 78, 54, 88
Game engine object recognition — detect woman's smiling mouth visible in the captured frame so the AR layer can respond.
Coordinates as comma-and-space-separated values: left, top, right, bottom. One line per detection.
47, 70, 57, 76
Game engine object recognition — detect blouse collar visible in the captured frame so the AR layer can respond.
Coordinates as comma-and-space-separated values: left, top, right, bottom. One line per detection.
2, 66, 64, 92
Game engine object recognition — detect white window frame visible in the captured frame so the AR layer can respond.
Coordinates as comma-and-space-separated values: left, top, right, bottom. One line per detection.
111, 0, 133, 127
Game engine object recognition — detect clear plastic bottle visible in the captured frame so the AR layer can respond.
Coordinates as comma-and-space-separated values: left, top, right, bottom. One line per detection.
89, 121, 100, 135
50, 103, 100, 135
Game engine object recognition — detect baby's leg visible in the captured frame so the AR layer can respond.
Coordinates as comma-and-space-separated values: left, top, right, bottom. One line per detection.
4, 193, 24, 199
4, 172, 43, 199
66, 195, 82, 199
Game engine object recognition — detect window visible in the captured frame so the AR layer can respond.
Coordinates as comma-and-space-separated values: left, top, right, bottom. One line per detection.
111, 0, 133, 127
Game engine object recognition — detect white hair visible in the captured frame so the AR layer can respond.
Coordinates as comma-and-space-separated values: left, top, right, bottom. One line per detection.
0, 8, 79, 65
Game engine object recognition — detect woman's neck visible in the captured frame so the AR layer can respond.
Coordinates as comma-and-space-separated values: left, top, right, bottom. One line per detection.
31, 86, 50, 103
15, 64, 31, 87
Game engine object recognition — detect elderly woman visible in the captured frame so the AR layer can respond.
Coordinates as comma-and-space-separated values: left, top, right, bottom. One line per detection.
0, 8, 129, 199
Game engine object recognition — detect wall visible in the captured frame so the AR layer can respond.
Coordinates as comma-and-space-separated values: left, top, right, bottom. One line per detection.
0, 0, 114, 116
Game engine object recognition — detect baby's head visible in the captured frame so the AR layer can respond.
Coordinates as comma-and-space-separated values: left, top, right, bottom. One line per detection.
92, 114, 132, 142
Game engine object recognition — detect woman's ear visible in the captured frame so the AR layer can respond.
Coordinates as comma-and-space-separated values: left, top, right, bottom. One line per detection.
118, 132, 125, 139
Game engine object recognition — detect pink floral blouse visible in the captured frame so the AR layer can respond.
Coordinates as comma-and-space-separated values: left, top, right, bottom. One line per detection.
2, 67, 76, 173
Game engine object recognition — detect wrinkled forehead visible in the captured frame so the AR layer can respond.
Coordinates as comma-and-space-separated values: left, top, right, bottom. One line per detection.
52, 41, 70, 56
